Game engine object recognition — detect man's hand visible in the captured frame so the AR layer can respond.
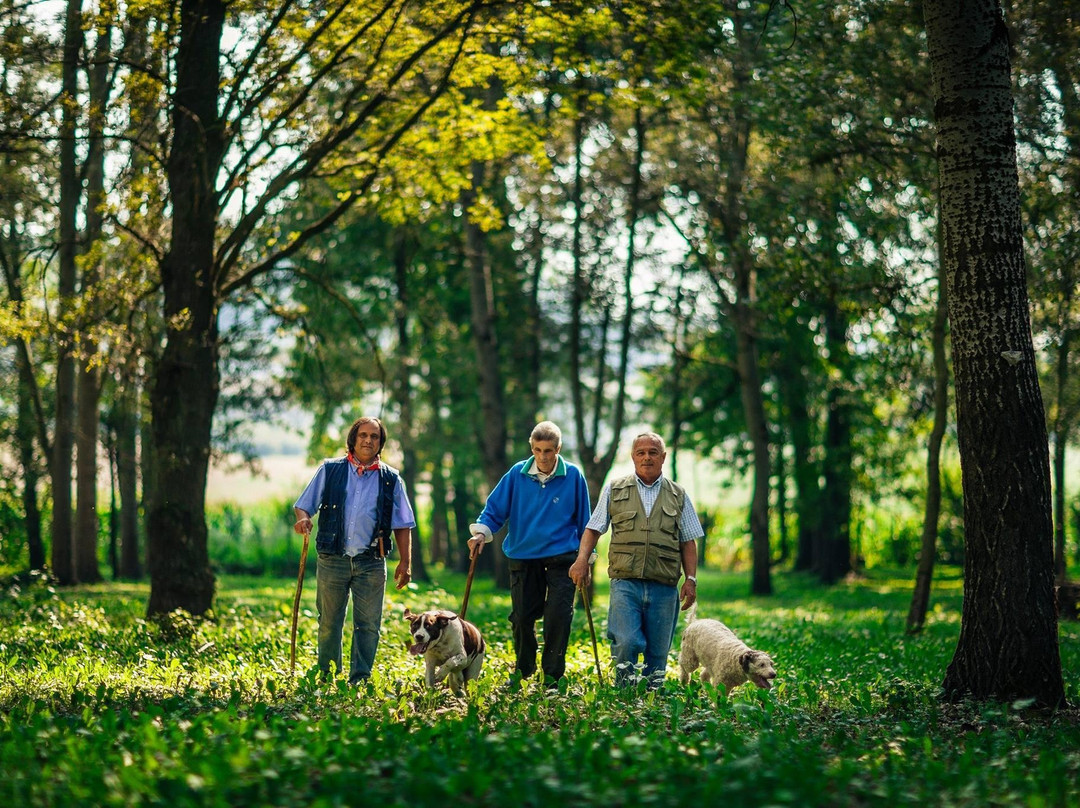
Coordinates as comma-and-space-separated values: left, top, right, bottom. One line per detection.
679, 578, 697, 611
467, 534, 486, 557
293, 516, 313, 535
568, 557, 591, 587
394, 562, 411, 590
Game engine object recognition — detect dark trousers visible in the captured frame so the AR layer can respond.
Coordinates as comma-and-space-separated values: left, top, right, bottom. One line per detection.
508, 552, 578, 681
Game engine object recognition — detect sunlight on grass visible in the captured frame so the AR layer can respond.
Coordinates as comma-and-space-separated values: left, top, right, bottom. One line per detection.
1, 567, 1077, 807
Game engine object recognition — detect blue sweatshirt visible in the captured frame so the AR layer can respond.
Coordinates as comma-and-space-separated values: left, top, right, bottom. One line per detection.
475, 457, 591, 560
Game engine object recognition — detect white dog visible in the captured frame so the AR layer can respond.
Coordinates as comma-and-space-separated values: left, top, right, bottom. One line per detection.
403, 608, 485, 695
677, 604, 777, 692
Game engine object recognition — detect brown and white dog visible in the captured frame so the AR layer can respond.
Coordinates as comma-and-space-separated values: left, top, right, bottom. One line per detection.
677, 604, 777, 692
403, 608, 486, 695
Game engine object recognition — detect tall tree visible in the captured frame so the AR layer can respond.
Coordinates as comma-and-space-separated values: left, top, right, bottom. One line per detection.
146, 0, 492, 614
924, 0, 1064, 706
662, 0, 776, 595
0, 0, 53, 572
73, 16, 113, 585
52, 0, 82, 584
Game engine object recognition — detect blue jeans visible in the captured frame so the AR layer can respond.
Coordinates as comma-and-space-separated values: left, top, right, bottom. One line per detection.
316, 552, 386, 684
607, 578, 681, 687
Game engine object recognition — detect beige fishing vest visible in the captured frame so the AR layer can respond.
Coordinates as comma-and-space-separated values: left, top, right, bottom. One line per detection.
606, 474, 685, 586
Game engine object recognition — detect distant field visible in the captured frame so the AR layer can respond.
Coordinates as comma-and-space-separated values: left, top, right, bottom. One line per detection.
206, 453, 319, 505
204, 448, 742, 509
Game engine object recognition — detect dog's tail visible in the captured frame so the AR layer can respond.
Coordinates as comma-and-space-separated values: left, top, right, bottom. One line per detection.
685, 601, 698, 624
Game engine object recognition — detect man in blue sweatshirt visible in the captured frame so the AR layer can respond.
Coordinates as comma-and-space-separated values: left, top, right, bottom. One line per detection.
468, 421, 591, 686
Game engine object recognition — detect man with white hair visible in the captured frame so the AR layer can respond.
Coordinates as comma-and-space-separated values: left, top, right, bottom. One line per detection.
468, 421, 591, 687
570, 431, 703, 687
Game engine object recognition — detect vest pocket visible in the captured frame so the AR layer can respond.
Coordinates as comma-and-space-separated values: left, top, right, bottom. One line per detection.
608, 548, 640, 579
659, 504, 679, 538
651, 546, 682, 585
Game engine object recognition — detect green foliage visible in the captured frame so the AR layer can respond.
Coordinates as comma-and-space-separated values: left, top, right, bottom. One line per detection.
207, 499, 301, 577
2, 570, 1078, 806
0, 490, 27, 569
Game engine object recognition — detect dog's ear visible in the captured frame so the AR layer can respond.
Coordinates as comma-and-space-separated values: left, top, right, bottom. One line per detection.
403, 608, 416, 620
740, 651, 754, 673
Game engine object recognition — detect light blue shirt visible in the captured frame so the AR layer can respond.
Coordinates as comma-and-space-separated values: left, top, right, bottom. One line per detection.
294, 461, 416, 556
586, 475, 704, 542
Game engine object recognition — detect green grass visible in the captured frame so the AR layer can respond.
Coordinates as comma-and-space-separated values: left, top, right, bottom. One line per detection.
1, 567, 1078, 807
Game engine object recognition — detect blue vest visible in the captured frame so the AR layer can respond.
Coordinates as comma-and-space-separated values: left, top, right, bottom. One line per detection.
315, 458, 399, 557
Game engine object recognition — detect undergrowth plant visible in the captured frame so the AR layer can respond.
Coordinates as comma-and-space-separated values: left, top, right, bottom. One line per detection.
1, 568, 1078, 807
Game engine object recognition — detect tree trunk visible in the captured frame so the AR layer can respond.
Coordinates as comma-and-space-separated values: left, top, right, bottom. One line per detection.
73, 23, 111, 585
515, 198, 543, 446
908, 270, 950, 633
450, 446, 477, 574
17, 354, 45, 571
817, 297, 853, 585
140, 403, 157, 577
52, 0, 83, 585
74, 363, 102, 583
925, 0, 1064, 707
669, 275, 689, 484
464, 163, 510, 589
716, 115, 771, 595
732, 286, 772, 596
110, 393, 142, 579
785, 340, 821, 573
1049, 285, 1072, 583
774, 439, 788, 565
147, 0, 225, 616
1052, 427, 1068, 584
393, 230, 428, 583
428, 453, 451, 565
570, 102, 640, 505
421, 316, 452, 566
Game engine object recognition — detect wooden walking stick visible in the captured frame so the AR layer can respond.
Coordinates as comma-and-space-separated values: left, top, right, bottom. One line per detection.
579, 580, 604, 685
459, 540, 480, 620
289, 529, 311, 675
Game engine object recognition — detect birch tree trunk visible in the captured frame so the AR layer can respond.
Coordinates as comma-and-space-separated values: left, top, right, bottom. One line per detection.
924, 0, 1064, 706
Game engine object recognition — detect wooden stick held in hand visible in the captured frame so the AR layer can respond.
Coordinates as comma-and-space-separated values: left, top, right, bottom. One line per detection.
289, 530, 311, 676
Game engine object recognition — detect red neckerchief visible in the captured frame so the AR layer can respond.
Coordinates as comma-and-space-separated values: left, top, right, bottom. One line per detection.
347, 452, 380, 475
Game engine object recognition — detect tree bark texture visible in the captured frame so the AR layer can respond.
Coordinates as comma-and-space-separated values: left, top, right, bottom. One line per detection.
147, 0, 225, 616
925, 0, 1064, 706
